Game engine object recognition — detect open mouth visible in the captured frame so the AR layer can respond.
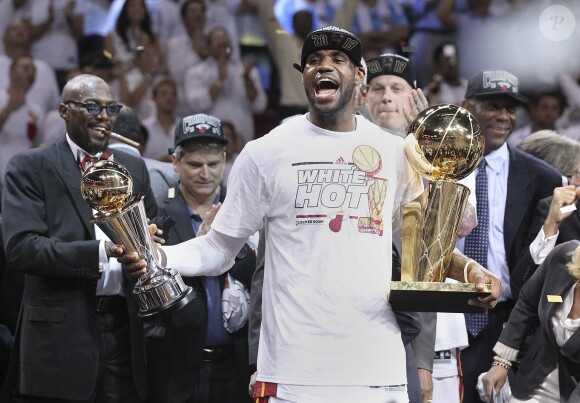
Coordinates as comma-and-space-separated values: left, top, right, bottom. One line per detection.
315, 78, 339, 99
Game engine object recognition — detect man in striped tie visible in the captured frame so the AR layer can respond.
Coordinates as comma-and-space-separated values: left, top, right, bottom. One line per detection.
458, 70, 563, 402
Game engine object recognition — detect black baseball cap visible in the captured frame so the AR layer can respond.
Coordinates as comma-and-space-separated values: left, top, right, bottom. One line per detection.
465, 70, 528, 104
293, 26, 363, 73
365, 53, 417, 89
80, 50, 113, 70
173, 113, 228, 151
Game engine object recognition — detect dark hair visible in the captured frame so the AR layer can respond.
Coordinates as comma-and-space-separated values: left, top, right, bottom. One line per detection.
221, 121, 244, 154
113, 105, 144, 144
152, 76, 178, 97
433, 42, 458, 63
79, 51, 113, 70
116, 0, 155, 51
528, 90, 567, 113
180, 0, 206, 18
140, 124, 149, 146
292, 10, 313, 40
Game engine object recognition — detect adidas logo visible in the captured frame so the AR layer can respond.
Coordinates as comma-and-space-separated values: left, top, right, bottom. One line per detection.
335, 157, 346, 164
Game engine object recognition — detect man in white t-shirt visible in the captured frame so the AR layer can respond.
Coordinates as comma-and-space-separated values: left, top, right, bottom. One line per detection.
119, 26, 501, 403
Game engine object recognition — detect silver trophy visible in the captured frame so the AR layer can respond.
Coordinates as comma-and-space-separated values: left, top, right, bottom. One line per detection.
81, 160, 195, 321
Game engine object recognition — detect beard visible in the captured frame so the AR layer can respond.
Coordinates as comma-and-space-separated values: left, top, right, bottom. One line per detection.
305, 79, 357, 118
83, 135, 109, 155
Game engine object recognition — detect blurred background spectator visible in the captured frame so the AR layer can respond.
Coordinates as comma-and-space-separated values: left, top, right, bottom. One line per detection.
423, 41, 467, 106
142, 76, 180, 162
183, 26, 267, 144
508, 90, 567, 146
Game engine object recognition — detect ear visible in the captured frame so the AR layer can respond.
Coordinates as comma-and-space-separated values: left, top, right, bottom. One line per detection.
355, 65, 365, 83
359, 85, 369, 104
58, 103, 68, 120
171, 154, 179, 172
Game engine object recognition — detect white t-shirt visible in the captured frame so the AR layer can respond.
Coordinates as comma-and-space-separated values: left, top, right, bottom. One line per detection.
212, 114, 423, 387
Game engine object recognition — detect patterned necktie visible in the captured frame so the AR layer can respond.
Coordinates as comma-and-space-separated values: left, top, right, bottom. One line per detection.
78, 151, 113, 172
203, 275, 231, 345
464, 158, 489, 337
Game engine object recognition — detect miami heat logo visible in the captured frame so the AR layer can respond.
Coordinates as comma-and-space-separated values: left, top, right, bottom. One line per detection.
293, 145, 387, 236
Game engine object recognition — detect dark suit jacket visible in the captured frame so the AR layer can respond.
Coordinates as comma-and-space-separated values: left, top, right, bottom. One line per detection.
0, 217, 18, 389
461, 146, 562, 402
511, 197, 580, 299
501, 241, 580, 402
1, 139, 157, 400
504, 146, 562, 296
147, 185, 255, 402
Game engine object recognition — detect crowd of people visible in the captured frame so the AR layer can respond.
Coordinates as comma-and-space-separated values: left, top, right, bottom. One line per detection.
1, 1, 580, 403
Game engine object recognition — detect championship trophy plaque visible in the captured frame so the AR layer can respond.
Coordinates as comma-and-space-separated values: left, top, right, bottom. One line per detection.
81, 160, 195, 320
389, 104, 491, 313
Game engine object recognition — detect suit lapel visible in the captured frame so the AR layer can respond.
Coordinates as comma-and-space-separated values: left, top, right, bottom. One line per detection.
163, 188, 196, 243
160, 185, 226, 244
539, 246, 580, 359
560, 281, 580, 361
504, 146, 532, 259
562, 326, 580, 362
52, 139, 95, 237
543, 277, 574, 347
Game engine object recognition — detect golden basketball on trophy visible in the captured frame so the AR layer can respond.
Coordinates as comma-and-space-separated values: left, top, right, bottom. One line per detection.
390, 104, 490, 312
404, 103, 484, 181
81, 160, 133, 212
81, 160, 195, 321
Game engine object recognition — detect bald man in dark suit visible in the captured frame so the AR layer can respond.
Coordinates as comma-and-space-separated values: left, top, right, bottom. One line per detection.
2, 74, 157, 402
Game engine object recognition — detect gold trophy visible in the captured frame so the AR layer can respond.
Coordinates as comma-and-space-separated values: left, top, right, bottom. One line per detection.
81, 160, 195, 321
389, 104, 491, 313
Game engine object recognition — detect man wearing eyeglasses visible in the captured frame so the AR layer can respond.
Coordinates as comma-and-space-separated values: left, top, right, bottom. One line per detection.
1, 74, 157, 402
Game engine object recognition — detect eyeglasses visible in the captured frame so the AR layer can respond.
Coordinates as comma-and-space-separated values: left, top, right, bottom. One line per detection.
65, 100, 123, 116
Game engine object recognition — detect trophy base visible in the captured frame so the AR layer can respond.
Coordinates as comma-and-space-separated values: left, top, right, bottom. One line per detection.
134, 269, 196, 322
389, 281, 492, 313
138, 286, 196, 322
